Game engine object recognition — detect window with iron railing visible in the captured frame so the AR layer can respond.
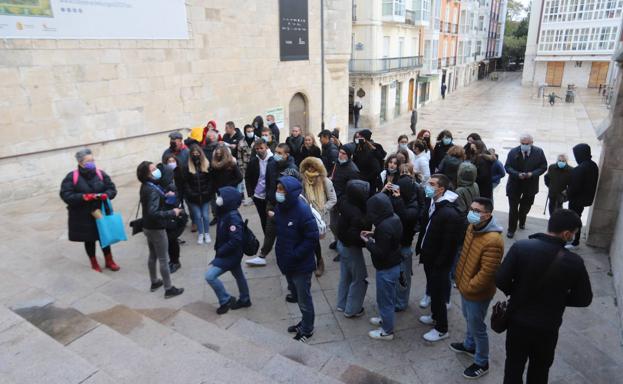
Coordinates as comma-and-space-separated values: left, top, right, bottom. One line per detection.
349, 56, 424, 74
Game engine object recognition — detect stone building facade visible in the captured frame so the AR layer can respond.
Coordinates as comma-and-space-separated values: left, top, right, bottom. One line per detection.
0, 1, 351, 200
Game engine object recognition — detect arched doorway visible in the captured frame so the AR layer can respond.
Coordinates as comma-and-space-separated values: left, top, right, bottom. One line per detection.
289, 93, 308, 134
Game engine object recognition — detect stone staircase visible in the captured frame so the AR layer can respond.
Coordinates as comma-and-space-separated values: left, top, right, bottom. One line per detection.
0, 212, 399, 384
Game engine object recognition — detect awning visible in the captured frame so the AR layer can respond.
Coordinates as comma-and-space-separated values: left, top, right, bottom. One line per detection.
417, 75, 431, 83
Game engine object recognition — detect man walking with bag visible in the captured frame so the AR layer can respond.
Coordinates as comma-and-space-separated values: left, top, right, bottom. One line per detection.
495, 209, 592, 384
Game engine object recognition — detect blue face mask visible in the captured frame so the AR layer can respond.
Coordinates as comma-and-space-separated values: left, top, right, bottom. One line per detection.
557, 161, 566, 169
442, 137, 452, 146
424, 184, 436, 198
262, 136, 270, 143
467, 210, 482, 225
275, 192, 286, 203
273, 154, 283, 162
520, 144, 531, 153
151, 168, 162, 180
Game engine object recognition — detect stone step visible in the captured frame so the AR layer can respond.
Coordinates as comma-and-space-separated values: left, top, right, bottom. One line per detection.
180, 301, 401, 384
0, 305, 100, 384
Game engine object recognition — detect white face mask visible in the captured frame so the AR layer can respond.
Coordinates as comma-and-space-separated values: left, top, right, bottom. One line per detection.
215, 196, 224, 207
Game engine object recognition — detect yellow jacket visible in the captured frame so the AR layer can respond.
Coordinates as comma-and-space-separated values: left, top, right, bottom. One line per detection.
455, 218, 504, 301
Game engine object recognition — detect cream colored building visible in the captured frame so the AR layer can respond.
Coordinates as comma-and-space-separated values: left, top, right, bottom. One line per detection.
0, 1, 351, 200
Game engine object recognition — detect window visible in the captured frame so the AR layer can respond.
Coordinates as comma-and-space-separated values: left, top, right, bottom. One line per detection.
399, 37, 405, 57
413, 0, 431, 22
538, 25, 619, 52
383, 0, 406, 16
542, 0, 623, 22
383, 36, 391, 57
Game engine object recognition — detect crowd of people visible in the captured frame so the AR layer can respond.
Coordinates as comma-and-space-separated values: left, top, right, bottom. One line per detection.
60, 115, 598, 382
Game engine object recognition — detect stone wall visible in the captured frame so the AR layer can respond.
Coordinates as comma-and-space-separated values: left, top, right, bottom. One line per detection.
0, 0, 350, 200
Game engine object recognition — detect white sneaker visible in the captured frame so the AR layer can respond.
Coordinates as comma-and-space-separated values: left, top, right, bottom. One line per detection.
419, 295, 431, 308
368, 328, 394, 341
419, 315, 435, 325
369, 317, 383, 326
197, 234, 204, 245
446, 302, 452, 310
423, 329, 449, 342
242, 198, 254, 206
565, 244, 579, 250
245, 256, 267, 266
204, 233, 212, 243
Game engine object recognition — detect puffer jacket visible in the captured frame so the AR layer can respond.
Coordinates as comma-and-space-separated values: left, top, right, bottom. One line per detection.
266, 155, 299, 206
455, 217, 504, 301
438, 155, 462, 188
331, 146, 361, 198
365, 193, 403, 271
455, 162, 480, 215
337, 180, 371, 247
274, 176, 320, 275
212, 186, 244, 271
182, 165, 211, 205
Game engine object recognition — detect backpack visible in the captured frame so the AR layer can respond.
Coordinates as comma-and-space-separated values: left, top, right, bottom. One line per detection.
242, 219, 260, 256
299, 195, 327, 239
73, 168, 103, 185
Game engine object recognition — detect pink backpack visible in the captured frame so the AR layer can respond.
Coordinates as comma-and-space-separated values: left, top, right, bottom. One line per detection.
73, 168, 103, 185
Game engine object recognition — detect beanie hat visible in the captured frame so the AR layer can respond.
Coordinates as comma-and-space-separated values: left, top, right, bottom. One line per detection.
359, 129, 372, 141
189, 127, 204, 143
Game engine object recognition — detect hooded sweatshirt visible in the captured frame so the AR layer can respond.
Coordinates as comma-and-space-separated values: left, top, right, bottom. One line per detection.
365, 193, 403, 270
568, 143, 599, 207
337, 180, 372, 247
274, 176, 320, 275
455, 162, 480, 215
455, 216, 504, 301
212, 186, 244, 271
417, 190, 463, 268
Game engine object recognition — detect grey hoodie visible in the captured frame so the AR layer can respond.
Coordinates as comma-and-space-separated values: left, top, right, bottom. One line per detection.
474, 216, 504, 234
455, 162, 480, 214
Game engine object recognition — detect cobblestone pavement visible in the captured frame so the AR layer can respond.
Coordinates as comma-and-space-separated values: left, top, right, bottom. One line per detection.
0, 73, 619, 384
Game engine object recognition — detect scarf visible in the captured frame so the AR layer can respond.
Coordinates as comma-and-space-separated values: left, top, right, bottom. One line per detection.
302, 170, 326, 212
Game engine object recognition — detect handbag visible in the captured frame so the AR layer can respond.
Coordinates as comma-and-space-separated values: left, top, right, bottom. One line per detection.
299, 195, 327, 239
490, 249, 565, 334
129, 200, 143, 236
96, 200, 128, 248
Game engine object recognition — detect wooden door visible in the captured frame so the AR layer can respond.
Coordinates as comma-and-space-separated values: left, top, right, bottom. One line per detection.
408, 79, 415, 111
289, 93, 308, 134
588, 62, 609, 88
545, 62, 564, 87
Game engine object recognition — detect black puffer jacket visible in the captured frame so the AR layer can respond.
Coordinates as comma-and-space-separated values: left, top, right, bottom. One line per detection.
416, 191, 463, 268
209, 162, 243, 198
60, 167, 117, 242
337, 180, 371, 247
353, 142, 386, 194
331, 147, 361, 198
140, 182, 176, 230
430, 141, 453, 174
265, 156, 299, 205
286, 135, 305, 165
365, 193, 403, 271
321, 142, 339, 174
299, 145, 321, 164
391, 175, 424, 246
568, 144, 599, 207
182, 166, 212, 205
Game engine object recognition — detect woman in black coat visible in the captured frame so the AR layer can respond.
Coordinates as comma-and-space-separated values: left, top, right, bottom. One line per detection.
467, 140, 495, 199
158, 154, 187, 273
137, 161, 184, 299
299, 134, 322, 164
430, 130, 454, 174
183, 144, 213, 244
60, 148, 120, 273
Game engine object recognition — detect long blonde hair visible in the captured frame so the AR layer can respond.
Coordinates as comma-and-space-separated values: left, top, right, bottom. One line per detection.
188, 144, 209, 174
299, 157, 328, 212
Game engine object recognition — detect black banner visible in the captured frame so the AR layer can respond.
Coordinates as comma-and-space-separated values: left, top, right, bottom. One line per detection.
279, 0, 309, 61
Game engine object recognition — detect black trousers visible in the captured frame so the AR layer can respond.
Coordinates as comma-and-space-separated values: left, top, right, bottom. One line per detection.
253, 197, 268, 234
568, 201, 584, 246
504, 324, 559, 384
84, 241, 110, 258
424, 264, 450, 333
547, 196, 564, 216
508, 192, 536, 233
166, 229, 180, 264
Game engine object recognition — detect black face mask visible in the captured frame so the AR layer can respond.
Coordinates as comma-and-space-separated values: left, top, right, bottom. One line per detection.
192, 155, 201, 163
169, 142, 177, 151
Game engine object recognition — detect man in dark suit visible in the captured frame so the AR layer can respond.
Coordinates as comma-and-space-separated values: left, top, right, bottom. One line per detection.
504, 134, 548, 238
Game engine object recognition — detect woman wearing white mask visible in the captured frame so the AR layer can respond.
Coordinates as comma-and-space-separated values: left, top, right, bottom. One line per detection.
397, 135, 417, 167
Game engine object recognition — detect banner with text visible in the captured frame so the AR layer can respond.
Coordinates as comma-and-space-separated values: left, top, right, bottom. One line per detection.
279, 0, 308, 61
0, 0, 188, 39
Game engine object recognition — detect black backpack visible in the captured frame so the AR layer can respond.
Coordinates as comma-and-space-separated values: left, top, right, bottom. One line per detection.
242, 219, 260, 256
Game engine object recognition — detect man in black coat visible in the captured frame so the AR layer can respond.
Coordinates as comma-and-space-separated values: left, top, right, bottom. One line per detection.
416, 174, 463, 342
318, 129, 339, 174
266, 114, 281, 143
286, 125, 305, 166
566, 143, 599, 248
222, 121, 243, 159
496, 209, 592, 384
504, 134, 547, 238
353, 129, 386, 196
328, 146, 361, 253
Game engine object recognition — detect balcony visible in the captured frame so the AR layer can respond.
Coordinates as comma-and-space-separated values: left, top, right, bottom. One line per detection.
440, 21, 459, 34
350, 56, 424, 75
437, 56, 457, 68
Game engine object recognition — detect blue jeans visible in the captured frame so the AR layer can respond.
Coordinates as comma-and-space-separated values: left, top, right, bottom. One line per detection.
188, 202, 210, 235
395, 247, 413, 311
205, 264, 250, 306
286, 272, 315, 334
461, 296, 491, 366
376, 265, 400, 334
336, 241, 368, 315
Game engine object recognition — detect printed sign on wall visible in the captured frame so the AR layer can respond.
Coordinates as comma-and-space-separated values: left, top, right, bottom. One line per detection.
0, 0, 188, 39
279, 0, 309, 61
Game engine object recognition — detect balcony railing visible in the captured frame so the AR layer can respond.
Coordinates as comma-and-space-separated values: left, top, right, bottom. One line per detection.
437, 57, 457, 68
439, 21, 459, 34
350, 56, 424, 74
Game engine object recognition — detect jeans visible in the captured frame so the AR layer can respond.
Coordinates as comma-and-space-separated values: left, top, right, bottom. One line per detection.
461, 296, 491, 366
503, 324, 559, 384
336, 241, 368, 315
205, 264, 250, 306
568, 200, 584, 246
188, 202, 210, 235
376, 265, 400, 334
143, 228, 172, 289
425, 264, 450, 333
395, 247, 413, 311
286, 272, 315, 334
507, 192, 536, 233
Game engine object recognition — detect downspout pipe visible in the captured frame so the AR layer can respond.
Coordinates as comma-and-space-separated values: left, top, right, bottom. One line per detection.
321, 0, 325, 130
